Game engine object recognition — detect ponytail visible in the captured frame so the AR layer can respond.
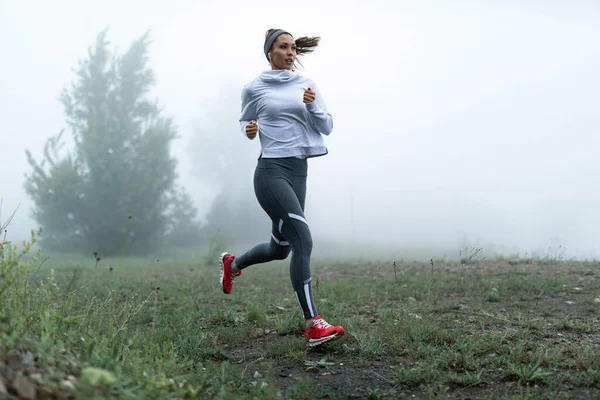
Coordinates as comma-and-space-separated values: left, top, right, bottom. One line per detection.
264, 29, 321, 63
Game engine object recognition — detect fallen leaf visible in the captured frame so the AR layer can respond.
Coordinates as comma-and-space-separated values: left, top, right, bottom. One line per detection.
253, 371, 262, 379
250, 329, 265, 338
565, 301, 575, 305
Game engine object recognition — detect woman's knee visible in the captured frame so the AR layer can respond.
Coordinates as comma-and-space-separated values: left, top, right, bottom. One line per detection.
270, 244, 291, 260
284, 221, 313, 255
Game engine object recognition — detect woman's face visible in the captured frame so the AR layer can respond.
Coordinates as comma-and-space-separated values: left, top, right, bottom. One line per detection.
269, 34, 296, 70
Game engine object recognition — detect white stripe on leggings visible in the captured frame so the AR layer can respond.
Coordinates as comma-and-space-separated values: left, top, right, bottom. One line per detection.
304, 283, 315, 317
271, 233, 289, 246
294, 291, 303, 314
288, 213, 308, 225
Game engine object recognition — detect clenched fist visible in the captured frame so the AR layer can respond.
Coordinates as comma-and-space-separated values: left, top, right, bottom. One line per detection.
246, 120, 258, 139
303, 87, 316, 104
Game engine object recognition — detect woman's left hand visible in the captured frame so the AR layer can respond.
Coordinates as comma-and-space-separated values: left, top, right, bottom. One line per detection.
303, 87, 316, 104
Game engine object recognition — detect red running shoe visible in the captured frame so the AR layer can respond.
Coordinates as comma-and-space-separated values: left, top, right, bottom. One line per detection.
304, 315, 345, 347
219, 252, 241, 294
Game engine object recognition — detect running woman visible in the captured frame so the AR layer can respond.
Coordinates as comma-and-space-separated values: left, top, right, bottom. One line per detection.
218, 28, 344, 347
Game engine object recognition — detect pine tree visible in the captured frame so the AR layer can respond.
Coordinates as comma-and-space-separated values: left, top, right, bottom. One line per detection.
24, 29, 198, 256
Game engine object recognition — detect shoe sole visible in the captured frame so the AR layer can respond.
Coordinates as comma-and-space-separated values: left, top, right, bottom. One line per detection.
219, 251, 229, 294
307, 332, 343, 348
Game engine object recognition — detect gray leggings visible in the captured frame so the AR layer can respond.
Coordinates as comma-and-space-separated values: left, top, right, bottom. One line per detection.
235, 157, 317, 319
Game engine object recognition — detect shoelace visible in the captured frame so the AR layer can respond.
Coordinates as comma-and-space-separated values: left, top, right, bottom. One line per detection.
312, 318, 332, 329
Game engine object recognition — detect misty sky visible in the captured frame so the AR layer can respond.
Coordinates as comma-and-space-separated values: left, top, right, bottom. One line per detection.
1, 0, 599, 259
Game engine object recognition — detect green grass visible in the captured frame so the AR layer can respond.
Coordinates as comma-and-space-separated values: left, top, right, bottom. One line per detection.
2, 231, 600, 399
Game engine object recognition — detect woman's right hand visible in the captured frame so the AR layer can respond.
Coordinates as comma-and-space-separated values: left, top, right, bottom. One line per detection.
246, 120, 258, 139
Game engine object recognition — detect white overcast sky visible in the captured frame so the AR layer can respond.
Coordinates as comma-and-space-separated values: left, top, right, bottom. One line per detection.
1, 0, 599, 259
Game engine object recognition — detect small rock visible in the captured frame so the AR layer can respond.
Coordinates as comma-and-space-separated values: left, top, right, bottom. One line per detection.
0, 378, 7, 396
264, 329, 271, 334
565, 301, 575, 305
594, 298, 600, 303
407, 297, 417, 302
22, 352, 35, 366
13, 374, 36, 400
29, 373, 42, 384
253, 371, 262, 379
270, 331, 278, 335
491, 288, 498, 292
60, 380, 76, 391
7, 353, 21, 370
573, 287, 583, 291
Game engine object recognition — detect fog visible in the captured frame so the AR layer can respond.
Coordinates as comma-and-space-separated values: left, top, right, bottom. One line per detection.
2, 0, 599, 260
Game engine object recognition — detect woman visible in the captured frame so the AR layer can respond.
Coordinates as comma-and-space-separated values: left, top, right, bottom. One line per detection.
218, 28, 344, 347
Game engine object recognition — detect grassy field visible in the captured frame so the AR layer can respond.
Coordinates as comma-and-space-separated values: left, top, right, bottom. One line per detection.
2, 234, 600, 399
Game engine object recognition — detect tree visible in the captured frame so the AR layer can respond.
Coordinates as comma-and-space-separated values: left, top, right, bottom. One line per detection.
186, 85, 271, 246
163, 185, 203, 247
24, 29, 200, 256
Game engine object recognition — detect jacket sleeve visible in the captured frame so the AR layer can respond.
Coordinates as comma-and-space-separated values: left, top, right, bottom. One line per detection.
305, 81, 333, 135
239, 85, 258, 139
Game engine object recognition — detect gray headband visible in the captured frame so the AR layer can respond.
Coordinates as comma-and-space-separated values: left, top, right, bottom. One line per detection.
264, 29, 292, 58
